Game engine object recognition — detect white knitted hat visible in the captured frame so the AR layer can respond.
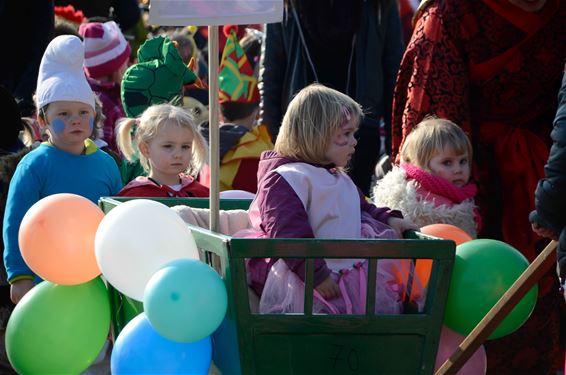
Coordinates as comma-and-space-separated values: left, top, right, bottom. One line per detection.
79, 21, 131, 78
36, 35, 95, 110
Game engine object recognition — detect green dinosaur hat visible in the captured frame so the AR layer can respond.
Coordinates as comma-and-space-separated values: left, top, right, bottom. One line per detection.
121, 36, 198, 118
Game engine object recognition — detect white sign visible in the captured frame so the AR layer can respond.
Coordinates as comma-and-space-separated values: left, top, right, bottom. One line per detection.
149, 0, 284, 26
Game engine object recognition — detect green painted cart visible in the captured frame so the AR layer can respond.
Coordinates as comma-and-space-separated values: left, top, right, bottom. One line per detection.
99, 196, 455, 375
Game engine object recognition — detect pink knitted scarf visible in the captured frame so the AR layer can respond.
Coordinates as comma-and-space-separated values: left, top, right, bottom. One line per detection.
401, 164, 477, 204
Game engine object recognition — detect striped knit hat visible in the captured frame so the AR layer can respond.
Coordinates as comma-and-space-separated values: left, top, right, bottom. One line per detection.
78, 21, 131, 78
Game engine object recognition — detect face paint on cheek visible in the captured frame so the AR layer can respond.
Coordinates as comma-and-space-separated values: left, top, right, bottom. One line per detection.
334, 117, 355, 147
89, 117, 94, 132
51, 118, 66, 134
334, 132, 349, 147
334, 138, 348, 147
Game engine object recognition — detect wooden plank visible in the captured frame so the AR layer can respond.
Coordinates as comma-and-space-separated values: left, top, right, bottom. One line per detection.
366, 258, 377, 314
304, 259, 314, 315
208, 26, 220, 233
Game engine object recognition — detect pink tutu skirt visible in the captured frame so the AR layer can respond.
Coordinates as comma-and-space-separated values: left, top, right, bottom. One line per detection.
240, 212, 425, 315
259, 258, 423, 315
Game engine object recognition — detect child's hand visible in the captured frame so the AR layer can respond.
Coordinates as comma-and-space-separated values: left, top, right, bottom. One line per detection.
531, 222, 559, 240
10, 279, 35, 304
387, 217, 419, 238
315, 276, 341, 300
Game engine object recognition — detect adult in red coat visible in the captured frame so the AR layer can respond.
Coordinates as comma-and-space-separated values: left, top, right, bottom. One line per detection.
391, 0, 566, 373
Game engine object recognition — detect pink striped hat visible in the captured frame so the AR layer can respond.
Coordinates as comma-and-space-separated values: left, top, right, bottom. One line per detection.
78, 21, 131, 79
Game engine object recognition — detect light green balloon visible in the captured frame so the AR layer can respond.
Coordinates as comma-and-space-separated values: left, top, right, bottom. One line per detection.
6, 278, 110, 374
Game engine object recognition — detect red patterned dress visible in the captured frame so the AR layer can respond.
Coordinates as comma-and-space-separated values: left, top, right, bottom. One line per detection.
392, 0, 566, 373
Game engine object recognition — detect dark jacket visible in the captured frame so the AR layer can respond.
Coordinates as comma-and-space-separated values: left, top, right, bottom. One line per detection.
259, 0, 403, 142
0, 0, 53, 116
54, 0, 141, 30
530, 72, 566, 279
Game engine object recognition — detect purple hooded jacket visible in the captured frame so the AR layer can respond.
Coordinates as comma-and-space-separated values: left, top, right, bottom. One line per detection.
246, 151, 403, 295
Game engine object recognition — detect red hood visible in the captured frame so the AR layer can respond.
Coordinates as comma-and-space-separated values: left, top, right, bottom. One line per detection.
122, 174, 195, 190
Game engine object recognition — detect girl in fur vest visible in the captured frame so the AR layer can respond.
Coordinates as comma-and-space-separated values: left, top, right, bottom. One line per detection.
373, 117, 480, 237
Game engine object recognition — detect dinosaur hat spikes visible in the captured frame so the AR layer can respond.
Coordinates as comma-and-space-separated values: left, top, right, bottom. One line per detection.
121, 36, 200, 118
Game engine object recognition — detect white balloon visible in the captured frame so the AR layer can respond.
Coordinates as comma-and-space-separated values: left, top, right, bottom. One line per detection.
95, 199, 199, 301
219, 190, 255, 199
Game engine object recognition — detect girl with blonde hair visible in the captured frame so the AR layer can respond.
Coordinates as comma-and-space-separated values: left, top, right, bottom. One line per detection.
117, 104, 209, 197
242, 84, 420, 315
373, 117, 480, 237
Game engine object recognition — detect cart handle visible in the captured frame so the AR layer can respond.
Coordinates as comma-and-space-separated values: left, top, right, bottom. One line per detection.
434, 240, 557, 375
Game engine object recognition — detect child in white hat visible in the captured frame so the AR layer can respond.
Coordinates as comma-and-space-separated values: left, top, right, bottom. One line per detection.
3, 35, 123, 304
79, 21, 131, 154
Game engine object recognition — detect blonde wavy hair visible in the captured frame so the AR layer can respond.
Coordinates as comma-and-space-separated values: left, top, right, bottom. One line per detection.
275, 84, 362, 165
116, 104, 208, 176
400, 117, 472, 171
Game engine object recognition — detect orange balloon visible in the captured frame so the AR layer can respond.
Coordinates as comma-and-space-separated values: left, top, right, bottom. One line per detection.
392, 259, 433, 292
19, 193, 104, 285
420, 224, 473, 245
417, 224, 473, 286
415, 259, 433, 287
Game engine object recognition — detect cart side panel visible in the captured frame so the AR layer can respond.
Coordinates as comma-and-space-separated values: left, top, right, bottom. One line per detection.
227, 238, 454, 375
252, 331, 424, 374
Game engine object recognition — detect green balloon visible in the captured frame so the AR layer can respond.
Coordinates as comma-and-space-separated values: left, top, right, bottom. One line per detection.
6, 278, 110, 374
444, 239, 538, 339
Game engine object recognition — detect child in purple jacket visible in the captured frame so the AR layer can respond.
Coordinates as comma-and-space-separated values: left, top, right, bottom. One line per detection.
243, 84, 420, 314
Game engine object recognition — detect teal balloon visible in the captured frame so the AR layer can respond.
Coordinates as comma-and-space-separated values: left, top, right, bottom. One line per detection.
144, 259, 228, 342
444, 239, 537, 339
6, 278, 110, 374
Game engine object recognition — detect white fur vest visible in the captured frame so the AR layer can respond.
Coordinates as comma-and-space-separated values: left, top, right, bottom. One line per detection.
372, 167, 478, 238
